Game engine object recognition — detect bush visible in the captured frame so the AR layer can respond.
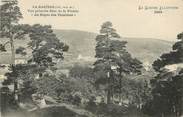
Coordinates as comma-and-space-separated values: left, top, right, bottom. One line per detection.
72, 93, 82, 106
85, 96, 97, 113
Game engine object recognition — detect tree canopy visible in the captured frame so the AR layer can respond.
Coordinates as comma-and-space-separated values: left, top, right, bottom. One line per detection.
153, 32, 183, 71
94, 21, 143, 104
146, 32, 183, 117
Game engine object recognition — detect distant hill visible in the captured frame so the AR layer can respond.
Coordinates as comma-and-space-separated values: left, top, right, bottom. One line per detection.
54, 29, 173, 68
0, 29, 173, 70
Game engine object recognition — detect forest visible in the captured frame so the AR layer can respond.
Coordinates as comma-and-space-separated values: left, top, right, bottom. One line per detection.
0, 0, 183, 117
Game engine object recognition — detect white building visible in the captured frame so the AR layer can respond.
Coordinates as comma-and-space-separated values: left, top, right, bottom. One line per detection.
15, 57, 28, 64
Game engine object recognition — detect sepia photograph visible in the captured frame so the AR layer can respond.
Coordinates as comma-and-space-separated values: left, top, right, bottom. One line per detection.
0, 0, 183, 117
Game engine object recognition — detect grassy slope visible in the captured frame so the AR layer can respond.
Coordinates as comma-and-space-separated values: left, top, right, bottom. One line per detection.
54, 29, 173, 67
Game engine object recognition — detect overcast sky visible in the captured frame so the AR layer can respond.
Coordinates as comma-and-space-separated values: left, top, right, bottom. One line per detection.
16, 0, 183, 41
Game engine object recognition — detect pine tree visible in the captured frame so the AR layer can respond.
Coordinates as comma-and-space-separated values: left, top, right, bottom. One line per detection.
153, 32, 183, 71
94, 21, 142, 104
150, 32, 183, 117
3, 24, 69, 101
27, 24, 69, 69
0, 0, 32, 102
0, 1, 69, 102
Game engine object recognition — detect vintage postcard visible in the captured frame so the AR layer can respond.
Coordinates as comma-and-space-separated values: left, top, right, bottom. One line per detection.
0, 0, 183, 117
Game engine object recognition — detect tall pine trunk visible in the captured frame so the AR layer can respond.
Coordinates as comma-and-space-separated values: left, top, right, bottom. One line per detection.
107, 71, 111, 104
10, 36, 18, 102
